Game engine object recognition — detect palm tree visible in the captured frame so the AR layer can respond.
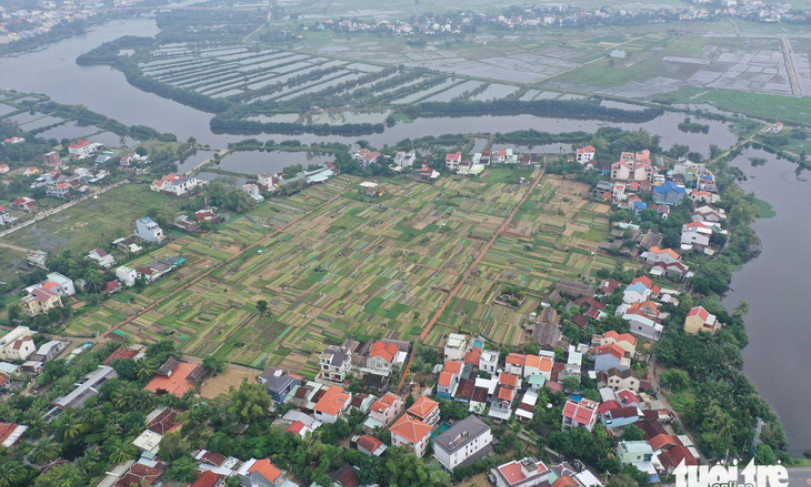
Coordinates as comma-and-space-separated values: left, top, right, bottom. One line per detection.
136, 359, 157, 382
55, 411, 84, 443
0, 462, 22, 487
30, 440, 60, 465
106, 437, 137, 465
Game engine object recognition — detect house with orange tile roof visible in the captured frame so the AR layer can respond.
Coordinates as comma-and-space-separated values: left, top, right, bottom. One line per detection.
493, 457, 551, 487
611, 151, 654, 182
523, 351, 555, 380
592, 330, 637, 356
641, 246, 681, 266
150, 173, 201, 196
684, 306, 721, 334
589, 344, 631, 373
361, 341, 401, 379
437, 360, 464, 399
313, 385, 352, 424
368, 392, 402, 426
489, 372, 520, 422
190, 470, 223, 487
562, 398, 599, 432
680, 221, 713, 252
407, 395, 440, 425
22, 287, 62, 318
576, 146, 595, 164
357, 433, 387, 457
389, 414, 433, 457
237, 458, 297, 487
445, 151, 462, 171
144, 360, 204, 397
504, 352, 525, 376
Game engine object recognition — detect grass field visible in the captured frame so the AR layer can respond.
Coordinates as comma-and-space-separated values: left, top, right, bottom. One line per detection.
2, 185, 181, 254
56, 170, 632, 371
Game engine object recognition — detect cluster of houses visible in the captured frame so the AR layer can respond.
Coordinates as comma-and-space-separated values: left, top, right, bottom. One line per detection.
0, 325, 76, 385
255, 163, 339, 195
444, 148, 545, 176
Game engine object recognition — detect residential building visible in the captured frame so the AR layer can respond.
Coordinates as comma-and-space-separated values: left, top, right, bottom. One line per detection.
319, 345, 352, 384
684, 306, 721, 334
191, 471, 223, 487
610, 151, 654, 182
490, 372, 520, 422
444, 333, 469, 361
12, 197, 39, 213
515, 389, 539, 422
432, 415, 492, 471
407, 395, 440, 425
601, 404, 640, 430
0, 206, 19, 226
445, 151, 462, 171
116, 266, 138, 287
44, 272, 75, 296
692, 205, 726, 223
68, 140, 94, 159
590, 344, 630, 373
135, 217, 165, 243
0, 163, 9, 174
362, 341, 400, 379
680, 221, 713, 251
389, 414, 432, 457
598, 368, 641, 393
493, 458, 551, 487
479, 349, 499, 374
576, 146, 595, 164
150, 174, 201, 196
144, 359, 205, 397
22, 288, 62, 317
32, 340, 66, 362
640, 246, 681, 266
313, 385, 351, 424
237, 458, 297, 487
393, 150, 416, 169
27, 250, 48, 269
0, 422, 28, 447
622, 282, 651, 304
88, 248, 115, 268
592, 331, 636, 357
504, 353, 525, 376
437, 360, 464, 398
368, 392, 403, 426
258, 367, 301, 403
618, 441, 654, 472
352, 148, 381, 168
243, 183, 264, 202
49, 366, 117, 415
652, 181, 686, 205
523, 351, 554, 381
562, 398, 599, 432
0, 327, 36, 362
357, 434, 387, 457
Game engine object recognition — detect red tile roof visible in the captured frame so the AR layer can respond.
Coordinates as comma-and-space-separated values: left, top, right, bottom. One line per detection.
369, 341, 399, 363
104, 347, 139, 365
597, 401, 621, 414
407, 396, 438, 420
649, 433, 680, 451
464, 348, 481, 365
191, 471, 221, 487
590, 344, 625, 360
0, 423, 22, 446
505, 353, 526, 366
389, 414, 432, 444
287, 421, 305, 435
249, 459, 281, 483
357, 434, 384, 454
604, 330, 637, 345
314, 386, 351, 417
143, 362, 200, 397
562, 398, 598, 426
499, 372, 520, 387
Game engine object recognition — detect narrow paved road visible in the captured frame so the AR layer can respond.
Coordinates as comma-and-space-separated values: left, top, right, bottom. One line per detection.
780, 36, 802, 96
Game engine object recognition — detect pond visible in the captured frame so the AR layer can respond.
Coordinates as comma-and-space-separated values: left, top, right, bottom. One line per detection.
215, 150, 333, 175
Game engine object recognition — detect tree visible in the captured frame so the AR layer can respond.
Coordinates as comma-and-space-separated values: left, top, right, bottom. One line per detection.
621, 424, 645, 441
229, 380, 271, 423
106, 437, 137, 465
660, 369, 690, 393
202, 355, 226, 373
165, 454, 199, 482
606, 472, 639, 487
7, 303, 21, 323
33, 463, 83, 487
135, 146, 148, 157
159, 431, 187, 461
256, 299, 268, 315
29, 440, 60, 465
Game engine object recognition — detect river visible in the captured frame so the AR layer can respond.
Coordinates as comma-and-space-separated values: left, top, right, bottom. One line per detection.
1, 14, 804, 454
724, 149, 811, 455
1, 17, 736, 155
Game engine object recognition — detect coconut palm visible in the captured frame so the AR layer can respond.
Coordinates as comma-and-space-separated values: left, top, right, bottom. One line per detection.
29, 440, 60, 465
106, 437, 137, 465
0, 462, 23, 487
54, 411, 84, 443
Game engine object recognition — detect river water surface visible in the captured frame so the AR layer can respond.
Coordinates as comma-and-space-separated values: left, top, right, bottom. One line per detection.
724, 149, 811, 455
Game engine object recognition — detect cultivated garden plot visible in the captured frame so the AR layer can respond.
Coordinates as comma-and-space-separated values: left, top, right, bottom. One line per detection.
60, 169, 630, 373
